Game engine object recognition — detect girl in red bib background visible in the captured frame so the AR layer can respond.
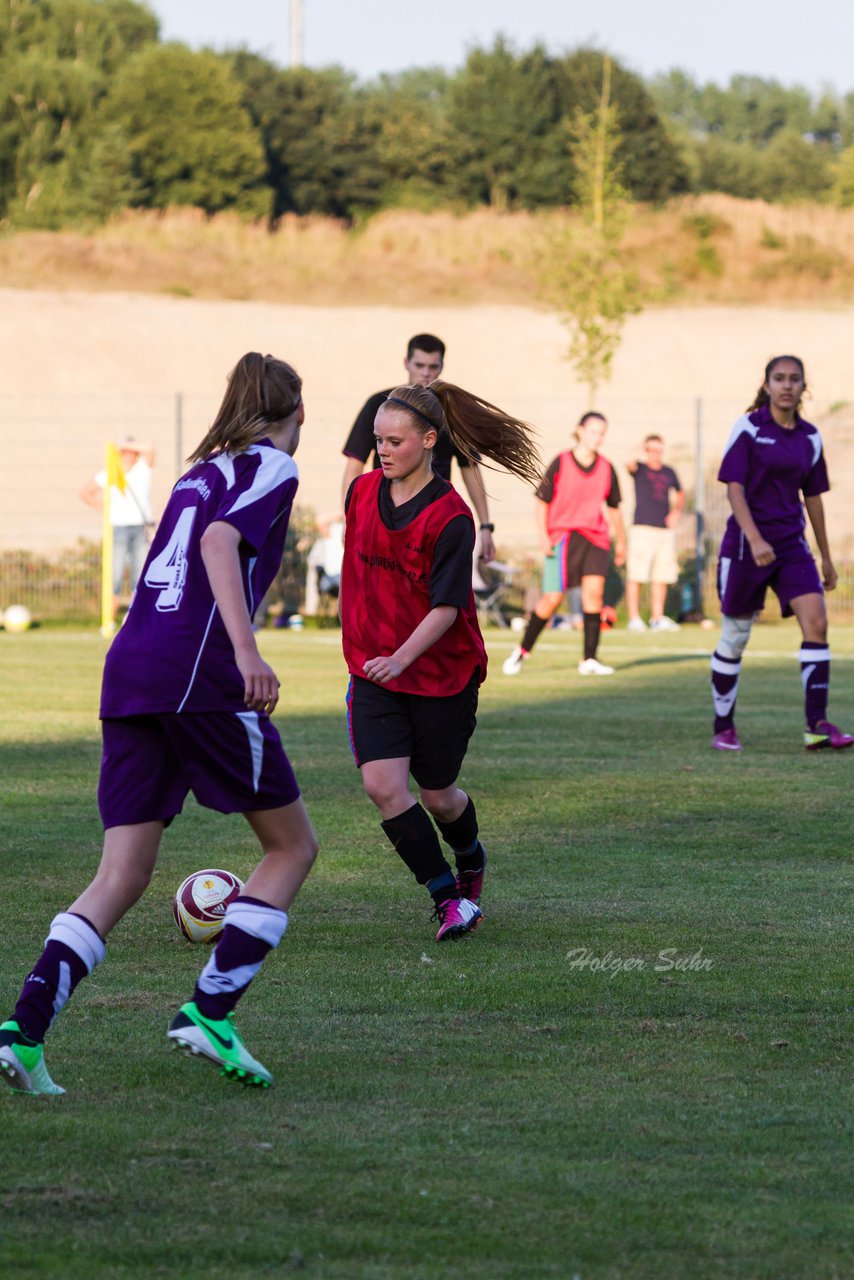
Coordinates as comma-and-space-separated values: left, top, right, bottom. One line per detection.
341, 382, 540, 942
504, 411, 626, 678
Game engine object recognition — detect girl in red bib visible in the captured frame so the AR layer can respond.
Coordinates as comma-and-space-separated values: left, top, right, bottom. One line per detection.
341, 381, 540, 941
504, 411, 625, 677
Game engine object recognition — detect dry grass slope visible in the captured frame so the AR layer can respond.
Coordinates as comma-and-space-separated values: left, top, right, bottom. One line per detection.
2, 196, 854, 306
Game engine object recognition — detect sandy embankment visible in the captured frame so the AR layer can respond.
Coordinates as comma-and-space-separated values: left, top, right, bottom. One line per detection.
2, 289, 852, 556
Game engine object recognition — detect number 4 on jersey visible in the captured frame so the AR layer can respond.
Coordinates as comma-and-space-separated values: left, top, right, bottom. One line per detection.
144, 507, 196, 611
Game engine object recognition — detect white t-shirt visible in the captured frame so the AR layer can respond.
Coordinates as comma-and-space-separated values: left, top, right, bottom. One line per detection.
95, 458, 154, 527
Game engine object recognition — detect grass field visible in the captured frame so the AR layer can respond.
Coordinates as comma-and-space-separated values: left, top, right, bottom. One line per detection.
1, 624, 852, 1280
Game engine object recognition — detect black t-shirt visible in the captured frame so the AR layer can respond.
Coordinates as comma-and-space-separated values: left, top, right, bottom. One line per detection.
342, 389, 474, 483
345, 473, 473, 609
632, 463, 681, 528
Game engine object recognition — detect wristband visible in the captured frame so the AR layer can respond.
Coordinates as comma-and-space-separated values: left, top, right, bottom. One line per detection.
479, 523, 495, 532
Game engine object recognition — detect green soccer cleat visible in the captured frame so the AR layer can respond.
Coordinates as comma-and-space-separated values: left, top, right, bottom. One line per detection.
0, 1020, 65, 1096
167, 1002, 273, 1088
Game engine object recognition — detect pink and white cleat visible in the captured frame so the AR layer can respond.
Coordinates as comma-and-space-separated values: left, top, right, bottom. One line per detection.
712, 727, 742, 751
432, 897, 483, 942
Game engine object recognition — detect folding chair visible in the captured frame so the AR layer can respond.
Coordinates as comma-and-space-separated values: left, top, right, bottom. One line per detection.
472, 559, 514, 628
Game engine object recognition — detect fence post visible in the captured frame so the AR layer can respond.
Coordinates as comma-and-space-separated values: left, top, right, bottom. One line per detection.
694, 396, 705, 615
174, 392, 183, 482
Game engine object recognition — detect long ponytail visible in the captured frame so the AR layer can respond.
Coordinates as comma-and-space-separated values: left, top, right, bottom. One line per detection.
384, 381, 542, 489
189, 352, 302, 463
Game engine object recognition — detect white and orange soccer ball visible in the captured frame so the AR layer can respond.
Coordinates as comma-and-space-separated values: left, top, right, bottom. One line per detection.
172, 869, 244, 944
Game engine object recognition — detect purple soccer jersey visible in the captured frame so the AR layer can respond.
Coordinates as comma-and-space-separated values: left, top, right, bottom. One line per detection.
101, 441, 298, 716
718, 404, 828, 548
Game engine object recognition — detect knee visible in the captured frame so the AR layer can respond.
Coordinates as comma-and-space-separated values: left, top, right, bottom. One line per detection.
420, 788, 461, 823
363, 776, 407, 815
719, 614, 753, 660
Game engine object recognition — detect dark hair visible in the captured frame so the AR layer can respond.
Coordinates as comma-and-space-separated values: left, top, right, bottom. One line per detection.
406, 333, 445, 360
644, 433, 664, 445
382, 382, 542, 489
188, 353, 302, 463
748, 355, 806, 414
572, 411, 608, 444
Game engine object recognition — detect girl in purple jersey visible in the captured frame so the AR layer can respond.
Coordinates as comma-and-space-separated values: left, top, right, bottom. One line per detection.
0, 353, 318, 1095
710, 354, 853, 753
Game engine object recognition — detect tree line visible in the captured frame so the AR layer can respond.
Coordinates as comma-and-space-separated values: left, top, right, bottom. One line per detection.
3, 0, 854, 229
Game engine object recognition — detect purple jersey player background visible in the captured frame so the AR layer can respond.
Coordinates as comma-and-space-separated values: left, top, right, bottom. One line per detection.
709, 354, 852, 755
102, 442, 298, 716
718, 401, 828, 547
1, 353, 319, 1098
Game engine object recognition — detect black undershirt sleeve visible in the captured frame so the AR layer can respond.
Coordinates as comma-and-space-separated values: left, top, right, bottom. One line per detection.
536, 457, 560, 504
429, 515, 475, 609
606, 464, 622, 507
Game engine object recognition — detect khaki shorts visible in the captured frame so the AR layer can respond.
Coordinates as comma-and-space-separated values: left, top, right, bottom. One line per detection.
627, 525, 678, 584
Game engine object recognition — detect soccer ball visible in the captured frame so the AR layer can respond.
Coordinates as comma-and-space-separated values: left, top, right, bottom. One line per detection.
3, 604, 32, 633
172, 869, 244, 944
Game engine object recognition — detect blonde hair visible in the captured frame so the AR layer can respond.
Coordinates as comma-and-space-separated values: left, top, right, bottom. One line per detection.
383, 382, 542, 489
188, 352, 302, 463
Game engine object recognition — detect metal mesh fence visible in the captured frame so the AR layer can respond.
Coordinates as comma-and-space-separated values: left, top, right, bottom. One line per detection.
2, 392, 853, 622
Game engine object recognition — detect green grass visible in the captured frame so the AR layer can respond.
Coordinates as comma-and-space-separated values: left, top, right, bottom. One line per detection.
1, 624, 852, 1280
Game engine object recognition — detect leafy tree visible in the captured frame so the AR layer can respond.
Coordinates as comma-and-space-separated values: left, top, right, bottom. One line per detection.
693, 136, 764, 198
831, 146, 854, 206
541, 59, 642, 404
105, 43, 267, 215
362, 68, 454, 209
758, 128, 834, 201
551, 49, 689, 202
447, 39, 563, 209
230, 54, 387, 218
0, 0, 158, 224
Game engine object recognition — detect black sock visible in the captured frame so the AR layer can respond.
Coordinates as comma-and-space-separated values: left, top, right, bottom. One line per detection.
433, 796, 478, 853
520, 612, 549, 653
381, 803, 453, 887
583, 612, 601, 661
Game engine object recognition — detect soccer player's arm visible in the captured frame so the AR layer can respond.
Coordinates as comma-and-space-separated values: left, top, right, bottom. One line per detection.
802, 435, 833, 585
605, 466, 626, 566
726, 484, 774, 566
200, 521, 280, 713
535, 458, 559, 557
667, 472, 686, 528
804, 495, 836, 589
458, 461, 495, 563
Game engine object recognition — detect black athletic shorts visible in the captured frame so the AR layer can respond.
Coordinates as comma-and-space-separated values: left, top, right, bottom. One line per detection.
557, 531, 610, 589
346, 674, 479, 790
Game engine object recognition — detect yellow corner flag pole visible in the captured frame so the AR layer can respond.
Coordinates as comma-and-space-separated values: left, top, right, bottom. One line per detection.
100, 442, 128, 638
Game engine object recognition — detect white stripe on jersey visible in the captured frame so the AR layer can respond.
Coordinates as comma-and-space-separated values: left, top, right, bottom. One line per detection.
807, 427, 823, 469
720, 414, 757, 463
225, 444, 299, 518
236, 710, 264, 792
177, 601, 218, 713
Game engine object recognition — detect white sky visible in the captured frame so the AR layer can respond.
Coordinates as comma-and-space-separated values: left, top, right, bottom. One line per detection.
146, 0, 854, 94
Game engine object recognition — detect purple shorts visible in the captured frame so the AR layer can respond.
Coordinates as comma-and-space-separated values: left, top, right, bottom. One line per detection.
717, 531, 822, 618
98, 712, 300, 829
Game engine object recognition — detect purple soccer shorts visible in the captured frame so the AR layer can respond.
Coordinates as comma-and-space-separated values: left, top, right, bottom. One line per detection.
717, 531, 823, 618
98, 711, 300, 829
